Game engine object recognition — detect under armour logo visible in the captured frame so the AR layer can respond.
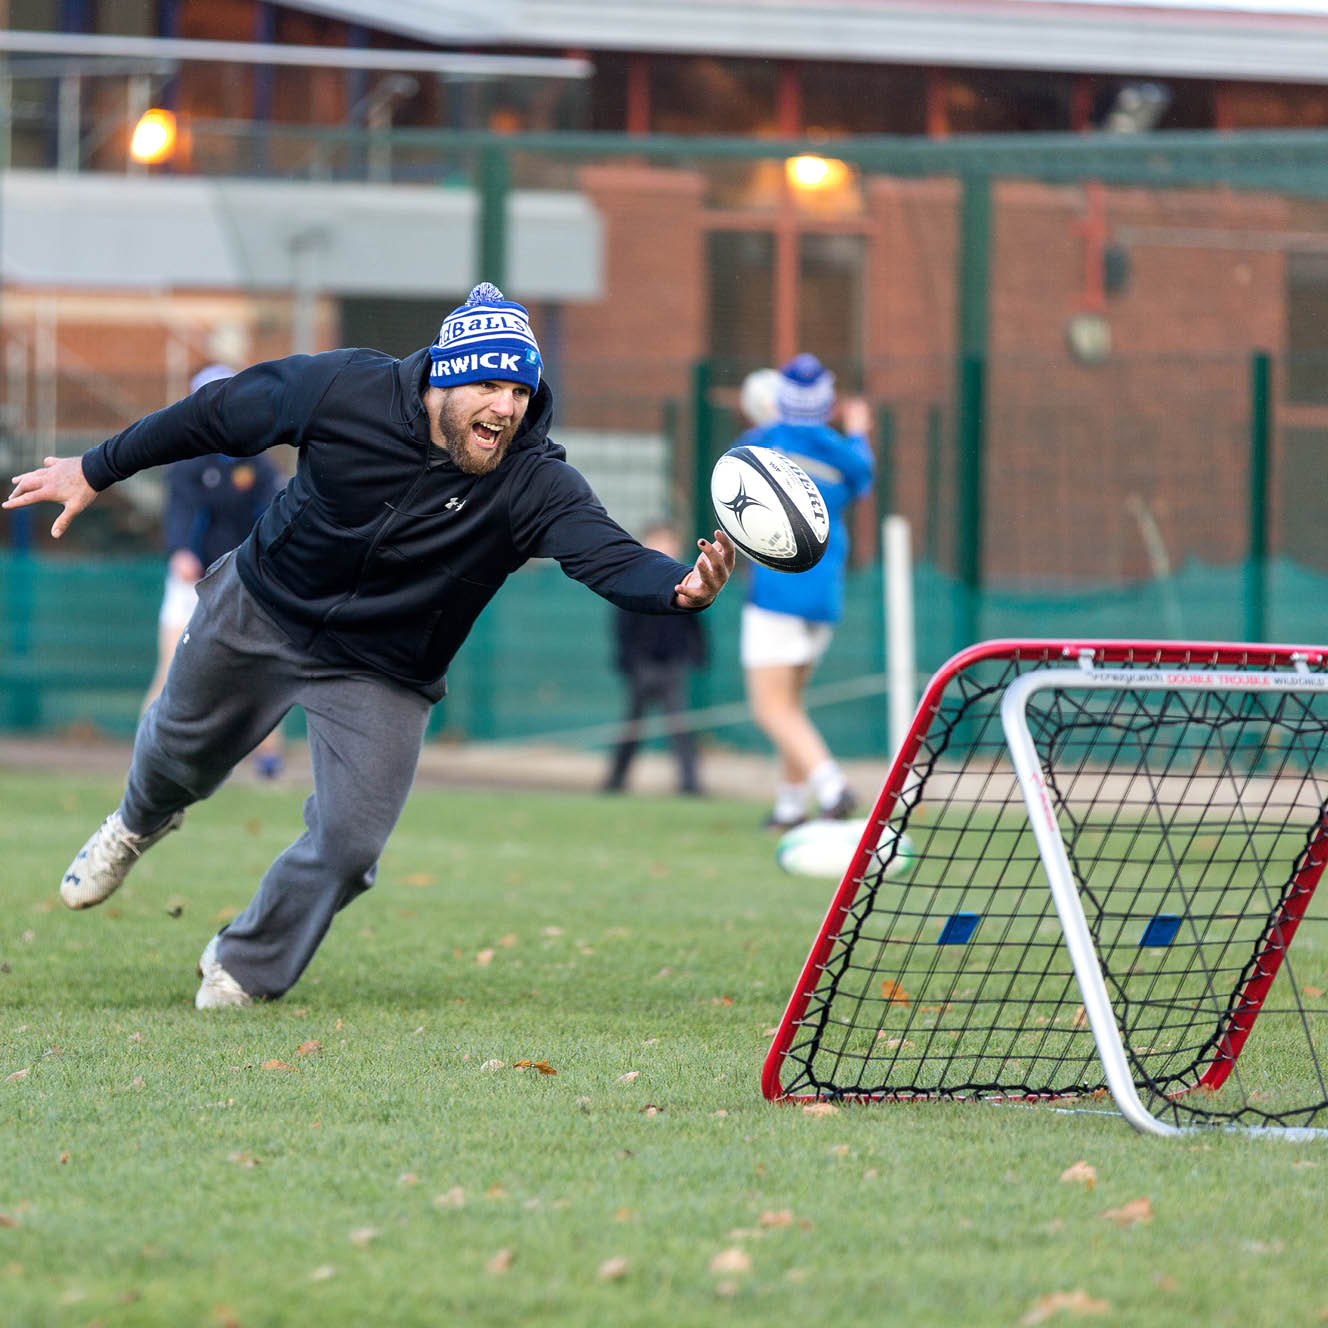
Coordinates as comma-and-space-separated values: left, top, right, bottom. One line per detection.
444, 497, 466, 511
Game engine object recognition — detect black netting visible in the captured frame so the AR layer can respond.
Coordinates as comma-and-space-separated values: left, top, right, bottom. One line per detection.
772, 642, 1328, 1131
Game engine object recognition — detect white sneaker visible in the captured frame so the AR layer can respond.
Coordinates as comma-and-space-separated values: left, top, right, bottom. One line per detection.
195, 936, 253, 1009
60, 809, 185, 910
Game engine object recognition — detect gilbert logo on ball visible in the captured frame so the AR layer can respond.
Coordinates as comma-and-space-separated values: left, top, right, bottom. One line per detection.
710, 445, 830, 573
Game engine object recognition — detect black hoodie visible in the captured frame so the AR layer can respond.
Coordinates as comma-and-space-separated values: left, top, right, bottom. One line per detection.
83, 346, 694, 700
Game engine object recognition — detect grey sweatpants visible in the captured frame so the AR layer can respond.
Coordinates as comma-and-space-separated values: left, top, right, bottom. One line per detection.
120, 551, 432, 998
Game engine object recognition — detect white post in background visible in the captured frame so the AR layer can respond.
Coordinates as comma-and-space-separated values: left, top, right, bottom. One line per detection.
883, 514, 916, 759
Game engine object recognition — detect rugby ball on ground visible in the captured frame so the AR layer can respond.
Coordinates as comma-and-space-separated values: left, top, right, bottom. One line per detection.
776, 819, 917, 881
711, 445, 830, 573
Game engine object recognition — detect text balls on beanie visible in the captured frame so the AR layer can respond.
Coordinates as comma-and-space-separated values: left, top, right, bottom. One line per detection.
429, 282, 543, 393
190, 363, 234, 394
775, 353, 835, 425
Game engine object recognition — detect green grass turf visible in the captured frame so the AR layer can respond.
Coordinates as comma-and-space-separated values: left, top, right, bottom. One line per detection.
3, 768, 1328, 1327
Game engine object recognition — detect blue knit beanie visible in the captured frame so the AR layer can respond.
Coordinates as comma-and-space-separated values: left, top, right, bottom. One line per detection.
775, 353, 835, 425
429, 282, 543, 392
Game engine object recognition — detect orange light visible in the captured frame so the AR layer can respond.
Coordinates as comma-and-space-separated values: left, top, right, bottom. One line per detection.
130, 108, 177, 165
785, 154, 849, 192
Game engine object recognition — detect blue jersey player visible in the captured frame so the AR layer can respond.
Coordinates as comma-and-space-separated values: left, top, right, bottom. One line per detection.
737, 354, 874, 830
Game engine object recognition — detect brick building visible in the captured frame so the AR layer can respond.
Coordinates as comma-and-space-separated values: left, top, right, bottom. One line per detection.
5, 1, 1328, 577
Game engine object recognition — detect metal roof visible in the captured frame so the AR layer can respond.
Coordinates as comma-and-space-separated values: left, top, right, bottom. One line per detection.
281, 0, 1328, 83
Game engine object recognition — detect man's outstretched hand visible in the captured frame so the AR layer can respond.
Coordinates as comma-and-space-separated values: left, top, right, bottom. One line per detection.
674, 530, 737, 609
4, 456, 97, 538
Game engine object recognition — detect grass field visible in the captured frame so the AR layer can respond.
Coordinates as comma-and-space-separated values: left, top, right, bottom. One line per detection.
3, 766, 1328, 1327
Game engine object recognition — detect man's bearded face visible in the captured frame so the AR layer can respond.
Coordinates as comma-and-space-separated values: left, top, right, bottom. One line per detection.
433, 380, 530, 476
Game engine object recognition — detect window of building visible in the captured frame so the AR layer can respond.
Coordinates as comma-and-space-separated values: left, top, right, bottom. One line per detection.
707, 231, 775, 385
798, 233, 866, 389
11, 0, 60, 27
589, 51, 631, 132
945, 68, 1077, 134
801, 61, 929, 137
1088, 77, 1214, 131
92, 0, 155, 35
1286, 251, 1328, 405
340, 296, 460, 359
1225, 81, 1328, 130
467, 65, 590, 133
652, 56, 779, 136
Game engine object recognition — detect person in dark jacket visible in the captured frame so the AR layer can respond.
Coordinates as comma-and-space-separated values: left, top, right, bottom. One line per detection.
5, 282, 736, 1009
603, 522, 707, 796
142, 363, 287, 778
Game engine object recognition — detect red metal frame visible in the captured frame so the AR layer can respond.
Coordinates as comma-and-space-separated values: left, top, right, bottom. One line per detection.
1201, 811, 1328, 1089
761, 637, 1328, 1103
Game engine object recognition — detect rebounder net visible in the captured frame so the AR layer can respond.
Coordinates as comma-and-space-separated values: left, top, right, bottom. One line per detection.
762, 640, 1328, 1135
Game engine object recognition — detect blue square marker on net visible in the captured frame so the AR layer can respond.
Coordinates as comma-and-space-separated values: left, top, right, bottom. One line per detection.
938, 912, 980, 945
1140, 914, 1182, 947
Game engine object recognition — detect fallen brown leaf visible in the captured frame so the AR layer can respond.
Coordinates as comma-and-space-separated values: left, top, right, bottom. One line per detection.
598, 1256, 629, 1281
260, 1060, 295, 1072
709, 1248, 753, 1275
433, 1187, 465, 1208
476, 948, 495, 967
348, 1227, 378, 1248
5, 1069, 30, 1083
1100, 1197, 1153, 1228
617, 1071, 640, 1084
880, 979, 909, 1005
801, 1102, 839, 1117
513, 1060, 557, 1075
758, 1210, 794, 1228
0, 1214, 18, 1229
485, 1248, 513, 1274
295, 1040, 322, 1056
1059, 1160, 1097, 1189
1022, 1290, 1111, 1324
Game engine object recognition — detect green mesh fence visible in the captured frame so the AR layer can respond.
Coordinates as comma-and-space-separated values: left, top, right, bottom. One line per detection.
3, 550, 1323, 756
7, 131, 1328, 753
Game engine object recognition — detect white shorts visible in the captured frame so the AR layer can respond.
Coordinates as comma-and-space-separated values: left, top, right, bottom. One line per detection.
741, 603, 834, 670
159, 570, 200, 632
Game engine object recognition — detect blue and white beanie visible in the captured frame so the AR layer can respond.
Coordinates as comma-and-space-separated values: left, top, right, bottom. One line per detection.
429, 282, 542, 393
775, 353, 835, 425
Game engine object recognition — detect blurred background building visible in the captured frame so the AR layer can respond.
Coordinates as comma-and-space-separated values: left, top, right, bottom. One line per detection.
5, 0, 1328, 756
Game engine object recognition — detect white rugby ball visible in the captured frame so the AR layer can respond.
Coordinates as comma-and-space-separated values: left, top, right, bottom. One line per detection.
711, 445, 830, 573
776, 819, 917, 881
